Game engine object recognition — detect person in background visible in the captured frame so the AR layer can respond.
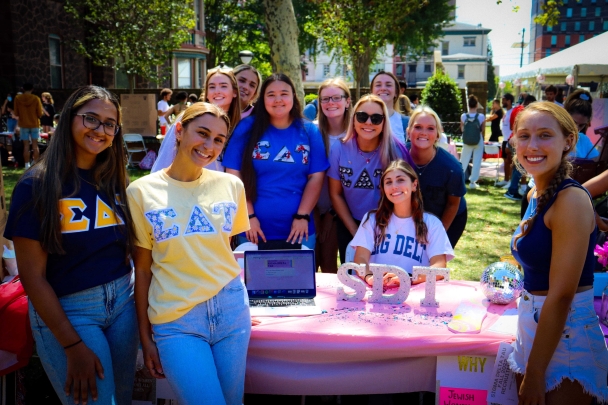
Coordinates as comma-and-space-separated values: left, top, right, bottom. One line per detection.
544, 85, 563, 107
5, 85, 138, 405
487, 99, 503, 143
188, 93, 198, 105
129, 103, 251, 405
157, 88, 172, 133
328, 94, 414, 262
233, 64, 262, 119
14, 83, 43, 169
459, 94, 486, 189
313, 77, 351, 272
351, 160, 454, 286
371, 71, 409, 144
407, 106, 467, 247
40, 92, 55, 134
498, 93, 515, 189
398, 80, 412, 117
1, 92, 18, 133
409, 94, 419, 110
509, 101, 608, 405
303, 97, 318, 121
223, 73, 329, 250
163, 92, 188, 126
556, 87, 564, 105
564, 89, 598, 160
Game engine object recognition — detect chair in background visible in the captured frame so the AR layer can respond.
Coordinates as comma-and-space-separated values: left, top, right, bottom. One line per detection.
483, 143, 501, 185
123, 134, 147, 167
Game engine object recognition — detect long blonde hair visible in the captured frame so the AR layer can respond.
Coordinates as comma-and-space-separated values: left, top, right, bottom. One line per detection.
407, 105, 444, 146
342, 94, 400, 168
42, 92, 54, 104
201, 69, 241, 133
317, 77, 351, 155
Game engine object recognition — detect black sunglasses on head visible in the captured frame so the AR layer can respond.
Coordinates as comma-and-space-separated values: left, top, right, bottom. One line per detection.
355, 111, 385, 125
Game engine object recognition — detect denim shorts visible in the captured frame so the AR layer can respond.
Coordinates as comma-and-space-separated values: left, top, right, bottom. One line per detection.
29, 271, 139, 405
152, 276, 251, 405
6, 117, 17, 133
19, 127, 40, 141
508, 289, 608, 402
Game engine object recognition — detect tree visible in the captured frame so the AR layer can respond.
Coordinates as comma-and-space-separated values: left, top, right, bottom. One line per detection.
309, 0, 453, 99
497, 0, 562, 26
487, 44, 497, 101
263, 0, 305, 105
65, 0, 195, 92
421, 69, 463, 123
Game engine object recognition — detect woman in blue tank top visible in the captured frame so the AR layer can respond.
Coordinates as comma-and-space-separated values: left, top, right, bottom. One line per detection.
509, 102, 608, 404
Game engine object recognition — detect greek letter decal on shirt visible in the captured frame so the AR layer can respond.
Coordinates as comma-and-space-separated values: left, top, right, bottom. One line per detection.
295, 144, 310, 164
253, 141, 270, 160
145, 208, 179, 242
354, 169, 374, 189
95, 196, 125, 228
339, 166, 353, 188
185, 206, 216, 235
274, 146, 295, 163
212, 202, 237, 232
59, 198, 89, 233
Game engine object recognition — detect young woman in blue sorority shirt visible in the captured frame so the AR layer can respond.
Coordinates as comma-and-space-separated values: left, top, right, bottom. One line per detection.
509, 102, 608, 404
4, 85, 138, 405
328, 94, 415, 263
128, 103, 250, 405
223, 73, 329, 249
351, 160, 454, 287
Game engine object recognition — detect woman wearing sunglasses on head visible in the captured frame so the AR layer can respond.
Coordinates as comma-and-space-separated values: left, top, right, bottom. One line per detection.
4, 85, 138, 405
328, 94, 415, 263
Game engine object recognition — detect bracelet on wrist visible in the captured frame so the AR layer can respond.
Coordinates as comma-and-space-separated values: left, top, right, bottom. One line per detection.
293, 213, 310, 222
248, 213, 256, 219
63, 339, 83, 350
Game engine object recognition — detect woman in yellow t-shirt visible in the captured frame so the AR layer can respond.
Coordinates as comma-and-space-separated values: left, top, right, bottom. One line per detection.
128, 103, 250, 405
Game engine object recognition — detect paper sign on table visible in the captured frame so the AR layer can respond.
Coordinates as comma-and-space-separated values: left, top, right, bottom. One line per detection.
486, 342, 518, 405
436, 354, 495, 405
487, 308, 518, 335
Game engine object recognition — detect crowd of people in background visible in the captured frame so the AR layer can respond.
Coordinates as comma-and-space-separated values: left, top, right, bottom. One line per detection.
2, 65, 607, 405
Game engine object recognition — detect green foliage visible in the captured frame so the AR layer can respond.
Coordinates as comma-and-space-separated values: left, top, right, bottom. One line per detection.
533, 0, 563, 26
421, 70, 463, 122
487, 44, 497, 101
64, 0, 195, 90
304, 93, 318, 104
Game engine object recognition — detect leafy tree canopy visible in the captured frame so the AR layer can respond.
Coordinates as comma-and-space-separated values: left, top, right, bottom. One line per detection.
65, 0, 195, 91
421, 69, 463, 123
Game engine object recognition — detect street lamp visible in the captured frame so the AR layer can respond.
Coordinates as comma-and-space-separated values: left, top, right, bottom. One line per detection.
239, 50, 254, 65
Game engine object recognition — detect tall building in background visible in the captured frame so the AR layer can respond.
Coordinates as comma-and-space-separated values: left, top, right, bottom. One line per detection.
529, 0, 608, 62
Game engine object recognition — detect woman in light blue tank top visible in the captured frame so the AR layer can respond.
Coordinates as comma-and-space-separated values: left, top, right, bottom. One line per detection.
509, 102, 608, 404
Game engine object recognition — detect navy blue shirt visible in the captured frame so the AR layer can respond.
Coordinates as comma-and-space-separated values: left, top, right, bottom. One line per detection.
4, 170, 131, 297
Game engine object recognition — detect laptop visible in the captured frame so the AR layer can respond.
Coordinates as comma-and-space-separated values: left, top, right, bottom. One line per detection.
244, 249, 322, 317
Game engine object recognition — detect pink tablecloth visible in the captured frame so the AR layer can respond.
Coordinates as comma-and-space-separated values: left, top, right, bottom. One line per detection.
245, 273, 515, 395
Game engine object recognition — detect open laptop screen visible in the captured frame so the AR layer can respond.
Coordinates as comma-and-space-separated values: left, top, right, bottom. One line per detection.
244, 250, 316, 299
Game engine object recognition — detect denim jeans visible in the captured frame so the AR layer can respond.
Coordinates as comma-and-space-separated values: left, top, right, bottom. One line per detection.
29, 271, 138, 405
152, 276, 251, 405
508, 167, 523, 195
459, 136, 484, 183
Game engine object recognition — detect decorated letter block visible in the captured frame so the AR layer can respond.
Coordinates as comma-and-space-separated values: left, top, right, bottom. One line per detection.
412, 266, 450, 307
337, 263, 411, 304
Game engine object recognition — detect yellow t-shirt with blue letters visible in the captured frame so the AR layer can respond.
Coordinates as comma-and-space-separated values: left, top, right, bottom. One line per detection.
127, 169, 249, 324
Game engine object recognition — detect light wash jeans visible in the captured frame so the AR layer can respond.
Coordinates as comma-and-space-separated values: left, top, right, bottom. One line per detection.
152, 276, 251, 405
29, 271, 138, 405
460, 136, 484, 183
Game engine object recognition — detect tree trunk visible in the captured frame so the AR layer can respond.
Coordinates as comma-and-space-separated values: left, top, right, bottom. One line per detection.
128, 73, 135, 94
263, 0, 305, 106
351, 47, 374, 101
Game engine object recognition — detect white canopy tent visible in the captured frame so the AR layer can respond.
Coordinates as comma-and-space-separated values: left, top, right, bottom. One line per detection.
502, 31, 608, 89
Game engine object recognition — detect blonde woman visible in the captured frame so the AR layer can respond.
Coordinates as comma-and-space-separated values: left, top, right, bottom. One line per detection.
41, 92, 55, 134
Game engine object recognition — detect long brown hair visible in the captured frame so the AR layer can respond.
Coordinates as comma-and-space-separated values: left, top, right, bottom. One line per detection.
364, 160, 428, 248
512, 102, 579, 249
233, 64, 262, 107
16, 85, 135, 255
177, 102, 230, 146
201, 69, 241, 134
241, 73, 303, 202
317, 77, 351, 155
371, 71, 401, 113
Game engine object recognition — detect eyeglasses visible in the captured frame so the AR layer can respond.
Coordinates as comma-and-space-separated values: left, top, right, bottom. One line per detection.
355, 111, 385, 125
320, 95, 347, 104
75, 114, 120, 136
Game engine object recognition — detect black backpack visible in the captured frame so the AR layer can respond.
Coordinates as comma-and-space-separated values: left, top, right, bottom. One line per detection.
462, 113, 481, 145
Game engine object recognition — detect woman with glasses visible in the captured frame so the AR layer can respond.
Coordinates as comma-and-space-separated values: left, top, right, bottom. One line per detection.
223, 73, 329, 250
313, 78, 351, 272
371, 71, 409, 144
328, 94, 414, 263
564, 89, 598, 160
4, 85, 138, 405
407, 106, 467, 248
233, 64, 262, 119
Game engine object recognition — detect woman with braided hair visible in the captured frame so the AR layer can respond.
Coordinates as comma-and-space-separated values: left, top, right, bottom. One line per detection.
350, 160, 454, 287
509, 102, 608, 405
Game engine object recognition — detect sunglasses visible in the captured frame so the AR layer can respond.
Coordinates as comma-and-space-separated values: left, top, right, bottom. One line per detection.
355, 111, 385, 125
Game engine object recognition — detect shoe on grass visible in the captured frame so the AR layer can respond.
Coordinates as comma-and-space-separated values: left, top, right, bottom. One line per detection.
495, 180, 508, 187
502, 182, 510, 189
504, 192, 523, 201
469, 182, 479, 189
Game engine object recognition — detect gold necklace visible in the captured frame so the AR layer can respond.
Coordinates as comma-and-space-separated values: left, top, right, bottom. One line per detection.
79, 175, 99, 190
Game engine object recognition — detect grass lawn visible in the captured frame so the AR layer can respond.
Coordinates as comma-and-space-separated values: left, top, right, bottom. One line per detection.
2, 167, 523, 281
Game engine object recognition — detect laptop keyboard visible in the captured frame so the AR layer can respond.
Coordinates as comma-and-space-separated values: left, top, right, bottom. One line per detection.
249, 299, 316, 307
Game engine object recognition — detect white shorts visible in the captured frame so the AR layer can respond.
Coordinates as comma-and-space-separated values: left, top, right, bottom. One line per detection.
508, 289, 608, 402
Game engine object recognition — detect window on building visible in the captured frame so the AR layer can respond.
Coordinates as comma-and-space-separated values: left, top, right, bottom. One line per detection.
177, 58, 191, 88
545, 49, 551, 57
565, 35, 571, 45
563, 0, 568, 3
604, 21, 608, 30
596, 7, 601, 16
561, 22, 567, 31
590, 21, 595, 30
566, 8, 573, 17
575, 21, 581, 31
323, 64, 330, 77
463, 37, 476, 46
424, 64, 431, 73
551, 35, 557, 46
580, 34, 586, 42
547, 25, 553, 32
197, 60, 203, 88
457, 65, 465, 79
194, 0, 202, 31
581, 8, 587, 17
591, 0, 596, 3
442, 41, 449, 55
408, 64, 417, 73
396, 64, 404, 77
48, 35, 63, 89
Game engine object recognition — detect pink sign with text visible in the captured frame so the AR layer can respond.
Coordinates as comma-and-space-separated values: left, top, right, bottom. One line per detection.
439, 387, 488, 405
